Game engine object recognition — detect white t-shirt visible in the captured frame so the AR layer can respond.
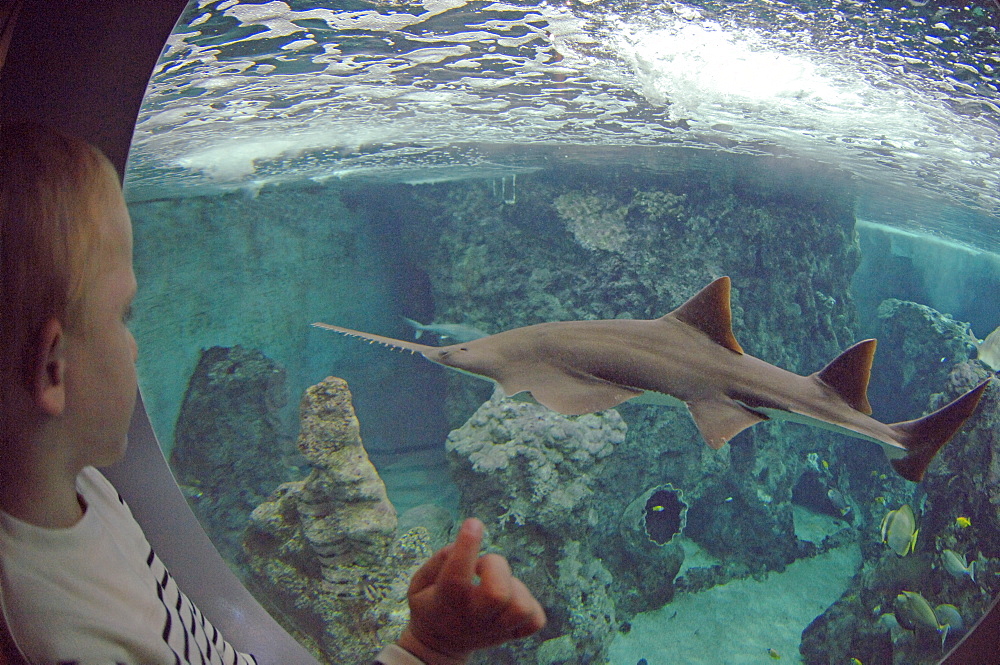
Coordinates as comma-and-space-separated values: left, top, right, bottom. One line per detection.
0, 466, 256, 665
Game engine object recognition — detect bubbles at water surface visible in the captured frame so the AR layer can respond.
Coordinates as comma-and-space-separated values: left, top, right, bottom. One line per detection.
127, 0, 999, 247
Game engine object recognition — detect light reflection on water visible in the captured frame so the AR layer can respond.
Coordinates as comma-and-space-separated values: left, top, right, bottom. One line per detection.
126, 0, 1000, 249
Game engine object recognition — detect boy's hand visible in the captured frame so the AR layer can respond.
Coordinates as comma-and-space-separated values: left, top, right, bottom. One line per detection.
396, 518, 546, 665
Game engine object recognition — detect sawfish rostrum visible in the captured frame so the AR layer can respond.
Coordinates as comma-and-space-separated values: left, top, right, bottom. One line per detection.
314, 277, 989, 482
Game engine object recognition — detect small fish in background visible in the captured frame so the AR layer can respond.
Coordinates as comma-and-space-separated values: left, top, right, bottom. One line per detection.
955, 516, 972, 529
934, 604, 965, 641
877, 612, 906, 643
636, 659, 648, 665
178, 483, 204, 501
880, 504, 918, 556
401, 317, 488, 344
827, 488, 852, 516
766, 647, 780, 659
896, 590, 951, 648
941, 549, 976, 583
969, 324, 1000, 371
850, 658, 863, 665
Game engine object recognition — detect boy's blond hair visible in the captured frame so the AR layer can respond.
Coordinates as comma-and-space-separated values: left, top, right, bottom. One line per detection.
0, 122, 120, 399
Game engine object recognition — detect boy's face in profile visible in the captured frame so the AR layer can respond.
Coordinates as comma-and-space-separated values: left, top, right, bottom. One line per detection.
61, 171, 139, 467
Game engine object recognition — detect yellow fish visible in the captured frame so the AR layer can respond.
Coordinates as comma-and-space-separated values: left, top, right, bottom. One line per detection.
767, 647, 780, 659
881, 504, 918, 556
956, 516, 971, 528
850, 659, 863, 665
651, 505, 665, 512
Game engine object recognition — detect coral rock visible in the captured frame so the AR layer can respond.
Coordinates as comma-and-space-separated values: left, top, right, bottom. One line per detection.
171, 345, 289, 563
446, 389, 625, 529
243, 376, 427, 665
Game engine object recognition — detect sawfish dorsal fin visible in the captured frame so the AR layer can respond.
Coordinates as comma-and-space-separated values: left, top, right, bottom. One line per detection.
814, 339, 876, 415
664, 276, 744, 355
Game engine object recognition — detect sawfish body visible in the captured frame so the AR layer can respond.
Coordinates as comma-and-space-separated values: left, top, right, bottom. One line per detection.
315, 277, 989, 482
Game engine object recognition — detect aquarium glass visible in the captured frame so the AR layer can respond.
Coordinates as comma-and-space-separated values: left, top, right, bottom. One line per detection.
124, 1, 1000, 663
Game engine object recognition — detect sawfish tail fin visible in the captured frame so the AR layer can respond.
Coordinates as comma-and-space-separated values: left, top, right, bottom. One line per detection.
888, 380, 990, 482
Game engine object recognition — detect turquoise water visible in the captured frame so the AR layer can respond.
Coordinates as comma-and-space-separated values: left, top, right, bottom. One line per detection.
125, 2, 1000, 664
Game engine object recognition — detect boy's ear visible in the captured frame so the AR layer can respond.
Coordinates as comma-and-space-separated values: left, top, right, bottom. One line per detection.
29, 318, 67, 416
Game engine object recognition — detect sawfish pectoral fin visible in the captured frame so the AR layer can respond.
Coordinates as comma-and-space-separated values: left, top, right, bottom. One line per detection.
687, 399, 768, 449
502, 369, 643, 416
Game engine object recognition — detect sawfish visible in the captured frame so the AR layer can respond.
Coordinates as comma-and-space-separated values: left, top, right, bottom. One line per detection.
314, 277, 989, 482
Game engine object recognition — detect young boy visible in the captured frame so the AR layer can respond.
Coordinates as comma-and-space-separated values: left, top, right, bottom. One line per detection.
0, 123, 545, 665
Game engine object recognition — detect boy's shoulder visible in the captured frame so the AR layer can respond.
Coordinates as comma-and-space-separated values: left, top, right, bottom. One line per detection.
77, 466, 126, 507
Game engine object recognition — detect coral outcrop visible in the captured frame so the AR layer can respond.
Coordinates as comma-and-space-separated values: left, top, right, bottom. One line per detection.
446, 389, 625, 530
243, 377, 431, 665
554, 192, 632, 254
171, 345, 289, 562
871, 299, 977, 421
445, 392, 630, 664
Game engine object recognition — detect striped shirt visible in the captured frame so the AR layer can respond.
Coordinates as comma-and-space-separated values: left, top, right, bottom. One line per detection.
0, 467, 255, 665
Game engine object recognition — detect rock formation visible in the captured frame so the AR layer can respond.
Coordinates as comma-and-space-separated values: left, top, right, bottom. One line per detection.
171, 345, 289, 562
243, 377, 430, 665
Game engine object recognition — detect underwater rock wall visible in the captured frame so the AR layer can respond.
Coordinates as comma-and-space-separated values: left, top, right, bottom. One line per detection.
243, 376, 430, 665
130, 185, 446, 455
870, 299, 978, 422
171, 345, 291, 563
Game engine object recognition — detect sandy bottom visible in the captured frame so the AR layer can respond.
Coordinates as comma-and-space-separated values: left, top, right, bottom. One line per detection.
372, 447, 459, 514
608, 541, 862, 665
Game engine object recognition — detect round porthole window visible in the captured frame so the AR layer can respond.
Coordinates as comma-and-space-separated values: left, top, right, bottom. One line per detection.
126, 2, 1000, 663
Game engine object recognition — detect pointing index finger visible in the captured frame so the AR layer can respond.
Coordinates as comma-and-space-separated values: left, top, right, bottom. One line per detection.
439, 517, 485, 591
